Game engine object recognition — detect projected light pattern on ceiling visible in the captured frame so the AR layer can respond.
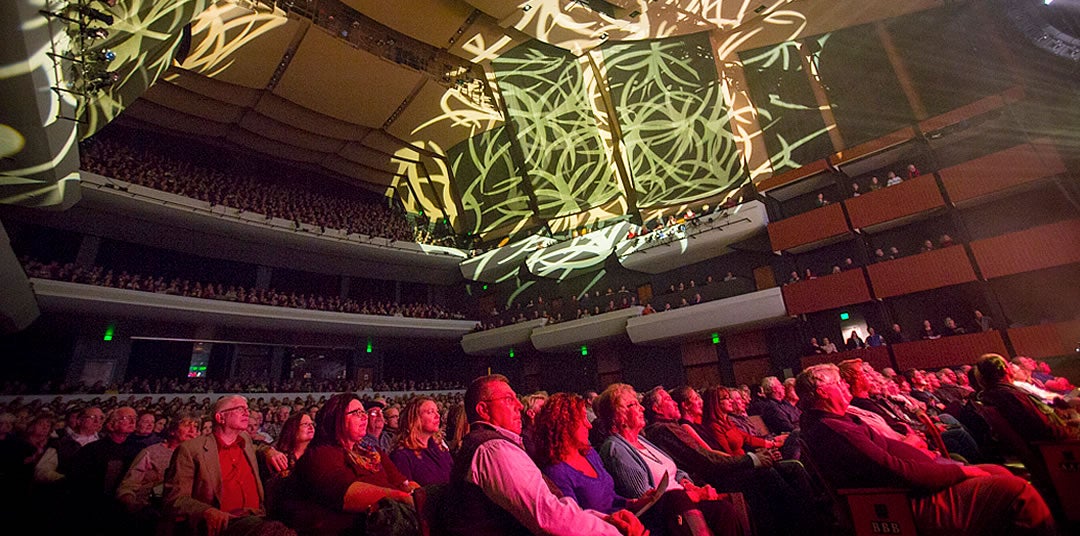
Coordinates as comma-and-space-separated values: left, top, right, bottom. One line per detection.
738, 36, 834, 173
493, 40, 622, 220
525, 221, 631, 281
447, 126, 535, 238
603, 32, 748, 209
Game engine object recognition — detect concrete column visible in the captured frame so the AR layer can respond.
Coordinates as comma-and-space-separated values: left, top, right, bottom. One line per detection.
256, 265, 272, 290
75, 235, 102, 267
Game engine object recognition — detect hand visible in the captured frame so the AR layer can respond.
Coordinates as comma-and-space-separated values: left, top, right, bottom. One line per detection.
605, 509, 649, 536
772, 434, 789, 447
753, 449, 775, 467
699, 484, 720, 501
266, 448, 289, 474
401, 480, 421, 492
961, 465, 992, 479
390, 490, 415, 507
625, 487, 657, 512
202, 508, 231, 536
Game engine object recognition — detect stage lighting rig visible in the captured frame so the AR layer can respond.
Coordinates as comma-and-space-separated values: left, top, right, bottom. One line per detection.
73, 4, 115, 25
85, 70, 119, 92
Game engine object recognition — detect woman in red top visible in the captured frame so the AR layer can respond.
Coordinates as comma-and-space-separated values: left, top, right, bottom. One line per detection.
701, 386, 784, 457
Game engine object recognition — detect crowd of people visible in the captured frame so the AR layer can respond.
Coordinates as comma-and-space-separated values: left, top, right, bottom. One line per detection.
807, 309, 997, 354
784, 231, 960, 286
22, 258, 466, 321
0, 376, 465, 397
815, 163, 922, 207
1, 350, 1075, 535
79, 135, 438, 244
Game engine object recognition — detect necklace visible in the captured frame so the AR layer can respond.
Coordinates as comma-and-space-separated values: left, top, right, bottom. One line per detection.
636, 443, 665, 465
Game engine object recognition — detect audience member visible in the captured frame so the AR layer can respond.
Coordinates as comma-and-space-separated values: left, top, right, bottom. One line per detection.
866, 327, 885, 347
440, 375, 644, 535
845, 330, 865, 350
389, 396, 452, 487
797, 363, 1054, 535
117, 412, 200, 532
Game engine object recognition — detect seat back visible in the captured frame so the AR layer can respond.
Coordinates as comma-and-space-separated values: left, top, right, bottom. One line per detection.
1035, 441, 1080, 523
914, 412, 949, 459
747, 415, 771, 437
799, 438, 918, 536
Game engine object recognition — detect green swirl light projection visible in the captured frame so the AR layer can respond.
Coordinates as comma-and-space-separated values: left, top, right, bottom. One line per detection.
739, 38, 834, 173
602, 32, 748, 209
447, 126, 534, 238
492, 40, 622, 220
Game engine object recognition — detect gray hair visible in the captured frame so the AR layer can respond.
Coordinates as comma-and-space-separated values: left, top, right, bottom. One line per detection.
795, 364, 840, 410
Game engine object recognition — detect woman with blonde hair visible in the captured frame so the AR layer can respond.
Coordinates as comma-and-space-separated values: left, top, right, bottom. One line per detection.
389, 396, 452, 486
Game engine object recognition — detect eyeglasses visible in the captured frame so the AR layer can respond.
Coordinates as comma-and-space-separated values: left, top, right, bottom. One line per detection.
346, 408, 368, 419
218, 406, 248, 416
482, 394, 518, 405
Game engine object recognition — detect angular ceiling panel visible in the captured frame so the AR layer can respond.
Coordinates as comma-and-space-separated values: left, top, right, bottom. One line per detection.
343, 0, 475, 49
238, 113, 343, 154
252, 93, 370, 141
141, 82, 247, 124
122, 101, 232, 138
161, 69, 263, 107
385, 79, 502, 154
336, 143, 399, 174
180, 4, 305, 89
225, 130, 326, 164
322, 155, 400, 187
273, 29, 425, 127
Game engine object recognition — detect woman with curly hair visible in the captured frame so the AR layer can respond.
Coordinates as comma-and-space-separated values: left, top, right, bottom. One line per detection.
389, 396, 452, 486
534, 393, 647, 513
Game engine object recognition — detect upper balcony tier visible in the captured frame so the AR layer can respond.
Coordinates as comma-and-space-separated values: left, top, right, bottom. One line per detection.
845, 173, 946, 234
970, 219, 1080, 280
939, 140, 1066, 207
781, 268, 871, 316
767, 202, 851, 253
866, 246, 976, 299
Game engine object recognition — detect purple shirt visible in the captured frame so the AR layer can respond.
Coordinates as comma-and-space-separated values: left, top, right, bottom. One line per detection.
542, 449, 627, 514
389, 438, 452, 486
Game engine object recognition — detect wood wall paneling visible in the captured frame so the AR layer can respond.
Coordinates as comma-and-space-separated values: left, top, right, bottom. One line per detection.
892, 330, 1008, 370
866, 246, 976, 299
845, 173, 945, 230
782, 268, 873, 315
970, 219, 1080, 280
939, 141, 1066, 204
767, 203, 850, 252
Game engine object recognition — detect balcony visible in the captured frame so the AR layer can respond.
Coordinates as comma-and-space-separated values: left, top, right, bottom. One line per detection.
892, 331, 1008, 370
970, 219, 1080, 280
866, 246, 976, 299
781, 268, 871, 316
1008, 320, 1080, 359
461, 318, 547, 356
530, 306, 643, 352
767, 203, 851, 253
627, 288, 789, 345
845, 173, 945, 233
939, 140, 1066, 206
800, 345, 891, 373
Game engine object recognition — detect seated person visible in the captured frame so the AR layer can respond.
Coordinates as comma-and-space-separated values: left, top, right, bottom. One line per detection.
920, 320, 941, 340
797, 364, 1055, 535
440, 375, 644, 536
846, 330, 865, 350
866, 327, 885, 347
920, 239, 935, 253
641, 386, 818, 534
975, 354, 1079, 443
389, 396, 452, 487
869, 176, 883, 190
288, 393, 417, 535
543, 391, 739, 536
942, 317, 966, 337
701, 387, 787, 459
117, 413, 200, 528
886, 171, 903, 186
820, 337, 838, 354
758, 377, 801, 435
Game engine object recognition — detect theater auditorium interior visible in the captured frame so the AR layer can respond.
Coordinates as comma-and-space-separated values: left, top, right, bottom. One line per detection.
2, 0, 1080, 535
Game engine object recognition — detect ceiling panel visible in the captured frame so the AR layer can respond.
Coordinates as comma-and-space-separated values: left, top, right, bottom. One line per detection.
161, 69, 263, 107
141, 82, 247, 123
343, 0, 475, 49
238, 113, 343, 153
322, 155, 400, 186
252, 93, 370, 141
273, 28, 425, 127
180, 4, 305, 89
385, 79, 503, 154
225, 130, 326, 164
121, 101, 232, 138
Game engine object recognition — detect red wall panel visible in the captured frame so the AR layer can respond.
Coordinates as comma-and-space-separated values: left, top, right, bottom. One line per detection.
939, 140, 1066, 204
970, 219, 1080, 280
1009, 320, 1080, 359
781, 268, 872, 315
892, 331, 1008, 370
866, 246, 976, 299
845, 174, 945, 230
767, 203, 850, 252
726, 330, 769, 360
800, 345, 892, 373
732, 357, 771, 387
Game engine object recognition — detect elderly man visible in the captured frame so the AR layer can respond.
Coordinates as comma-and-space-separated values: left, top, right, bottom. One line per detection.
759, 376, 800, 434
164, 395, 289, 536
975, 354, 1078, 443
797, 363, 1054, 535
441, 374, 643, 536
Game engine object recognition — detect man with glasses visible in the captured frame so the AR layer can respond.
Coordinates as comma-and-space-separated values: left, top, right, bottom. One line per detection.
441, 374, 645, 536
164, 395, 290, 536
797, 363, 1055, 535
68, 406, 141, 530
34, 405, 104, 483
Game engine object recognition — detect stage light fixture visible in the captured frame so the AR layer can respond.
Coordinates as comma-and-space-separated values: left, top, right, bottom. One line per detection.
100, 49, 116, 61
80, 27, 109, 39
75, 4, 115, 25
86, 70, 119, 91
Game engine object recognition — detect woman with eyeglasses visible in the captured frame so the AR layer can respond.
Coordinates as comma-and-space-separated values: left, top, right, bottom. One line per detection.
268, 412, 315, 478
389, 396, 452, 486
285, 393, 418, 534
